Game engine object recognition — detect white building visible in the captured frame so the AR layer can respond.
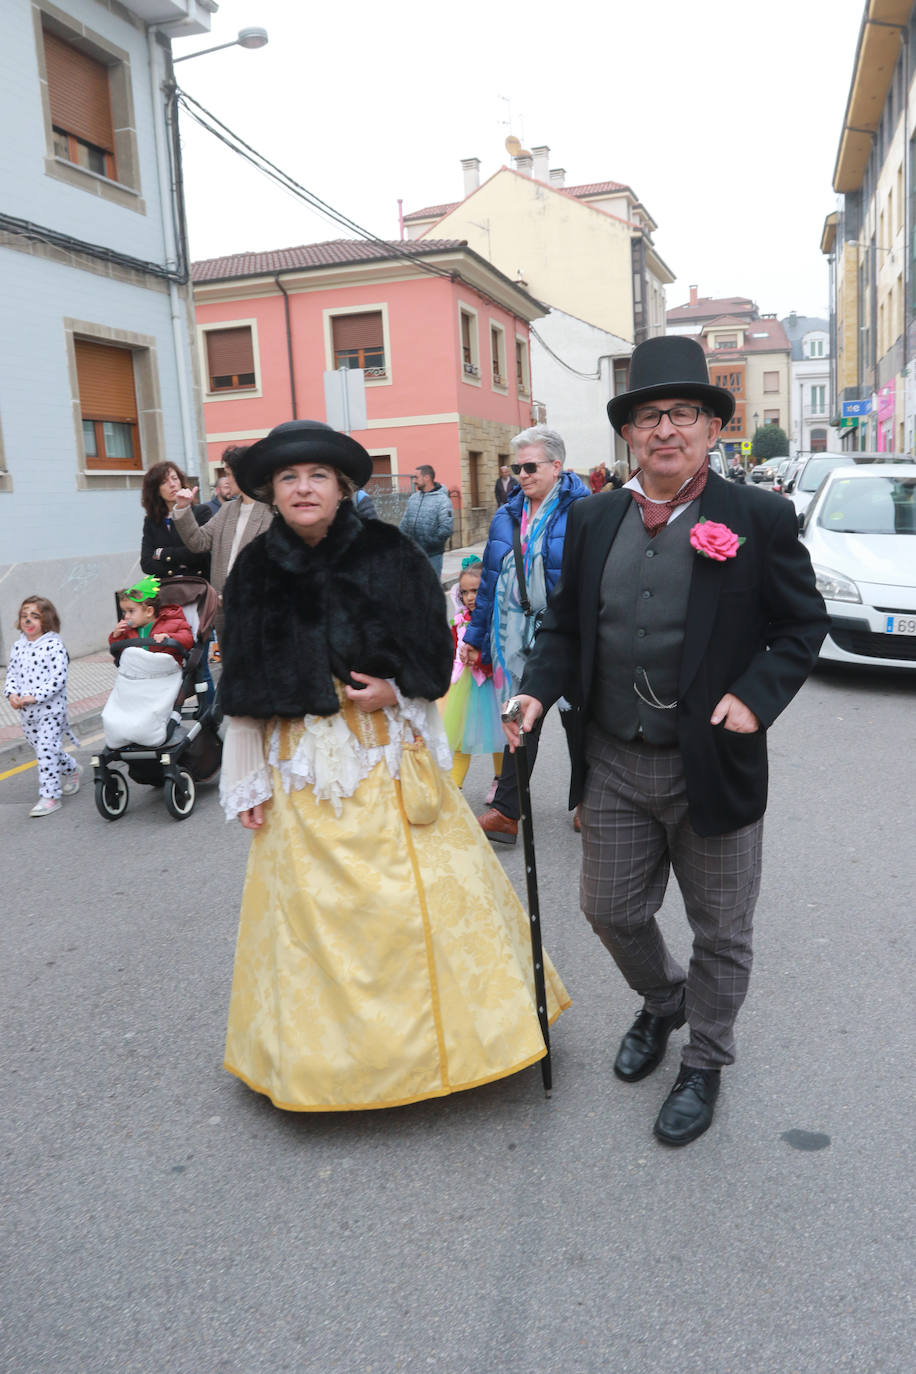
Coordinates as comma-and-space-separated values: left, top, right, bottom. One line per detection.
0, 0, 213, 662
781, 313, 840, 456
529, 310, 633, 477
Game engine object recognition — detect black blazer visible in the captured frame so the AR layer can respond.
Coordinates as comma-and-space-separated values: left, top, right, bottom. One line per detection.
521, 472, 829, 836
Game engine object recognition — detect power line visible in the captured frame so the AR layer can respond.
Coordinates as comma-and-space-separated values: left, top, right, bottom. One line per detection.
528, 325, 604, 380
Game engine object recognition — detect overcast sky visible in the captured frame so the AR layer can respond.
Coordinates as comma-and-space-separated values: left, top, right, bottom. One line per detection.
173, 0, 867, 322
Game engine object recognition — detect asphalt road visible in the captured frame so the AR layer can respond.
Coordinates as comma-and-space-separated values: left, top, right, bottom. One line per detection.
2, 665, 914, 1374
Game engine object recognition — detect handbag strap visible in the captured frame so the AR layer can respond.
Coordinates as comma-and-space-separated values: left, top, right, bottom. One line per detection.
512, 520, 533, 617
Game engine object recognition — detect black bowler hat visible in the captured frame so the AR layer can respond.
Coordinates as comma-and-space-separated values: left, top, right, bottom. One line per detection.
607, 336, 736, 434
235, 419, 373, 498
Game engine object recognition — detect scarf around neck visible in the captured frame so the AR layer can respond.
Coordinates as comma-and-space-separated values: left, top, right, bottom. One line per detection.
629, 458, 709, 535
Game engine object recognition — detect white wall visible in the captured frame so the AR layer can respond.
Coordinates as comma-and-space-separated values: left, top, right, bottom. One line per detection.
530, 309, 631, 476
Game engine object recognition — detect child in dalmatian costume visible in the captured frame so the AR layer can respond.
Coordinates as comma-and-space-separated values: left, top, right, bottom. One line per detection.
4, 596, 79, 817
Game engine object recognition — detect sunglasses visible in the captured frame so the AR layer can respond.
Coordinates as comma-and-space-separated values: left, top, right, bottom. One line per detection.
510, 460, 551, 476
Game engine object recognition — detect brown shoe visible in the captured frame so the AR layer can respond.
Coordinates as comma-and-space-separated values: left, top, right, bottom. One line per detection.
477, 808, 518, 845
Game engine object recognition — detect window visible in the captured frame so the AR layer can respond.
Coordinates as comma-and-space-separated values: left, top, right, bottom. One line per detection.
763, 371, 779, 393
810, 385, 826, 413
332, 312, 386, 377
713, 335, 737, 349
764, 409, 780, 426
515, 338, 530, 394
459, 307, 480, 381
806, 337, 825, 358
75, 339, 141, 470
205, 327, 256, 392
490, 323, 507, 387
43, 27, 116, 179
369, 453, 391, 477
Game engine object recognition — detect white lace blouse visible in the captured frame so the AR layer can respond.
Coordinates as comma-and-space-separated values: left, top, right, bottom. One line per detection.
219, 682, 452, 821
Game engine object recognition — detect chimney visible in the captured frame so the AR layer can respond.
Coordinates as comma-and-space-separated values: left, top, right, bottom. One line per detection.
532, 145, 550, 182
461, 157, 480, 198
517, 153, 533, 177
549, 167, 566, 188
689, 284, 698, 307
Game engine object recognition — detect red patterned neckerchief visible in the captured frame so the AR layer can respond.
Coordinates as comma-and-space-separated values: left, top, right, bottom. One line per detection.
629, 458, 709, 535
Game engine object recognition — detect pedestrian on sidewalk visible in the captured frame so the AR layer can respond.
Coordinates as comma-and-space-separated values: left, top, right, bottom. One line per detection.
399, 464, 453, 577
460, 425, 587, 843
4, 596, 79, 817
506, 336, 829, 1145
171, 446, 272, 640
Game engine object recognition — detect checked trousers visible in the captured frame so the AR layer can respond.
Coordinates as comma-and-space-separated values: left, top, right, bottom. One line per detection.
579, 727, 764, 1069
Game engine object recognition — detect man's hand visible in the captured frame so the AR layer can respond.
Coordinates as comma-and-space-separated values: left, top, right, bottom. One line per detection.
502, 694, 544, 750
345, 672, 397, 712
458, 642, 479, 667
711, 693, 759, 733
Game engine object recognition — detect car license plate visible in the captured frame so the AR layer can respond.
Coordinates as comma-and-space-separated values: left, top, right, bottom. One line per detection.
884, 613, 916, 635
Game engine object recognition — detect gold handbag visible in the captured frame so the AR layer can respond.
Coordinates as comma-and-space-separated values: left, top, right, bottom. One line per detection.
399, 736, 442, 825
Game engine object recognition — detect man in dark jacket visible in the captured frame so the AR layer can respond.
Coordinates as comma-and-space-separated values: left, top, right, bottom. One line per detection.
461, 425, 587, 843
399, 465, 453, 576
504, 338, 828, 1145
494, 465, 518, 506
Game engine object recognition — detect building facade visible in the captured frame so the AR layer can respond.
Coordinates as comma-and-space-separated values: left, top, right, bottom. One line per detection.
822, 2, 916, 454
780, 313, 840, 455
0, 0, 212, 661
192, 239, 545, 546
667, 288, 792, 456
403, 148, 674, 471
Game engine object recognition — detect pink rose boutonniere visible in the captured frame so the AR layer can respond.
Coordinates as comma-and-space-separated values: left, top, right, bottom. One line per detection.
689, 518, 746, 562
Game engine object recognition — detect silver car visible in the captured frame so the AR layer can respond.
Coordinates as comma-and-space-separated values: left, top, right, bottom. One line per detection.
799, 464, 916, 670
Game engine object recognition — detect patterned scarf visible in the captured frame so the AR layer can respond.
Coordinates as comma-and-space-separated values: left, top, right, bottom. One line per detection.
629, 458, 709, 535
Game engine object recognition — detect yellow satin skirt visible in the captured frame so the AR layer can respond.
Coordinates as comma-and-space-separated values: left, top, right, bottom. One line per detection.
224, 745, 570, 1112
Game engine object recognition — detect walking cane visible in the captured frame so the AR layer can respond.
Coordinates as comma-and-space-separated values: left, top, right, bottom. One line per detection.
502, 697, 552, 1096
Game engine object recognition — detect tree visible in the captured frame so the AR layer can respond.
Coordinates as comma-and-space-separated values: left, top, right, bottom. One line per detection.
751, 423, 789, 460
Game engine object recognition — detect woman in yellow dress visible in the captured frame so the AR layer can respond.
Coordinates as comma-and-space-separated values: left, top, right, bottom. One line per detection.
218, 420, 569, 1112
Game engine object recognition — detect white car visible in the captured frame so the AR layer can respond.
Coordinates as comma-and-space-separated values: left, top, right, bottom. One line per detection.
785, 453, 856, 519
799, 464, 916, 670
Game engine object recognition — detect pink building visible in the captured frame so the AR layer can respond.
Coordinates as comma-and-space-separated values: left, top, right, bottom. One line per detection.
192, 239, 547, 543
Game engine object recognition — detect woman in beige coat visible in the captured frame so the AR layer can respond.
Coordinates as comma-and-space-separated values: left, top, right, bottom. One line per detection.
172, 446, 273, 637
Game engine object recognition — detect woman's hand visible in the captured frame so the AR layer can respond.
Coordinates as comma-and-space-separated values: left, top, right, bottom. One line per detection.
8, 693, 22, 710
18, 693, 36, 707
174, 486, 198, 511
344, 672, 397, 712
239, 803, 265, 830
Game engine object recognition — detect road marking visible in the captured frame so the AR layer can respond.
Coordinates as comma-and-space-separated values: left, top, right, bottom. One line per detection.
0, 739, 100, 784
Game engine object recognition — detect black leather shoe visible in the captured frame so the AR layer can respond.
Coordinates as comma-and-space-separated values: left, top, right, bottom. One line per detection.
613, 1002, 686, 1082
653, 1066, 720, 1146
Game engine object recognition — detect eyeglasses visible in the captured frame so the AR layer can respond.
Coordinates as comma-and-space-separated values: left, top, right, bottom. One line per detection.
630, 404, 711, 430
510, 460, 551, 476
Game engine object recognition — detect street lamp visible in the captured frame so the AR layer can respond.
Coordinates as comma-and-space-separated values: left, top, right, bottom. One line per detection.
753, 411, 759, 433
173, 27, 269, 62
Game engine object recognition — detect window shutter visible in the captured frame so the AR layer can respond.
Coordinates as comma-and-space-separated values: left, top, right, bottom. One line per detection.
43, 30, 115, 153
332, 313, 383, 350
75, 340, 138, 420
206, 327, 255, 378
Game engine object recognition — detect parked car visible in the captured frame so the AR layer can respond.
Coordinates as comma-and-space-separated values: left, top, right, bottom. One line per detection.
784, 454, 857, 518
798, 463, 916, 670
750, 461, 775, 483
772, 457, 799, 494
707, 446, 727, 477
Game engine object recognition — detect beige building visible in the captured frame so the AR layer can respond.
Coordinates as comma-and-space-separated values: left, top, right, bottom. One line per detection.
821, 1, 915, 453
403, 147, 673, 470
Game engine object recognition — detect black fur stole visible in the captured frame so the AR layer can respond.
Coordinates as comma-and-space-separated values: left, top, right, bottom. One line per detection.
219, 503, 454, 718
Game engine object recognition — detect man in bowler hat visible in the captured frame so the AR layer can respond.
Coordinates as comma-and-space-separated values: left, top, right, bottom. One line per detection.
505, 336, 828, 1145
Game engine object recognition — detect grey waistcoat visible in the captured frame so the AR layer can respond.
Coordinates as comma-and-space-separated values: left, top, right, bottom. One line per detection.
590, 499, 697, 746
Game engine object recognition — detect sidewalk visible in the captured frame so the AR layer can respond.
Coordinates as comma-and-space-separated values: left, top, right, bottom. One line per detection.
0, 541, 487, 769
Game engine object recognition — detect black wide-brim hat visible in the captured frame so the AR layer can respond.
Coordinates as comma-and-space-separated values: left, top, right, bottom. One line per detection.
607, 336, 736, 434
235, 419, 373, 498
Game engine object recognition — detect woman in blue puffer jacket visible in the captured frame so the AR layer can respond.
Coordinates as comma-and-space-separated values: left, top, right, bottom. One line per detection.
461, 426, 588, 843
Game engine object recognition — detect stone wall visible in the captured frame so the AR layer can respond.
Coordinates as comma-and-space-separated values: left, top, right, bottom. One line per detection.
455, 415, 519, 546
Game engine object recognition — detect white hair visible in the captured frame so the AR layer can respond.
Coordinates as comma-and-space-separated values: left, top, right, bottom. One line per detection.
510, 425, 566, 466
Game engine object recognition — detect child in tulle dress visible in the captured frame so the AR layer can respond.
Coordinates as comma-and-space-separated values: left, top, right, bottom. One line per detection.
441, 559, 505, 791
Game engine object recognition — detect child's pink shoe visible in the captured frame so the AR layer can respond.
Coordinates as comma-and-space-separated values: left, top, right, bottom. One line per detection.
29, 797, 61, 818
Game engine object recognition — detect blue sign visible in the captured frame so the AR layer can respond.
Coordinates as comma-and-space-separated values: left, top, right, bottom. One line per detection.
842, 399, 872, 417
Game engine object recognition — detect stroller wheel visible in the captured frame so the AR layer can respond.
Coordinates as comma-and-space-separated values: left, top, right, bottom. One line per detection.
165, 768, 196, 820
95, 771, 128, 820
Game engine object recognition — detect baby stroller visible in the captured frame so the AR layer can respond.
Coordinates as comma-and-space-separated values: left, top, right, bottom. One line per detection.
92, 576, 223, 821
